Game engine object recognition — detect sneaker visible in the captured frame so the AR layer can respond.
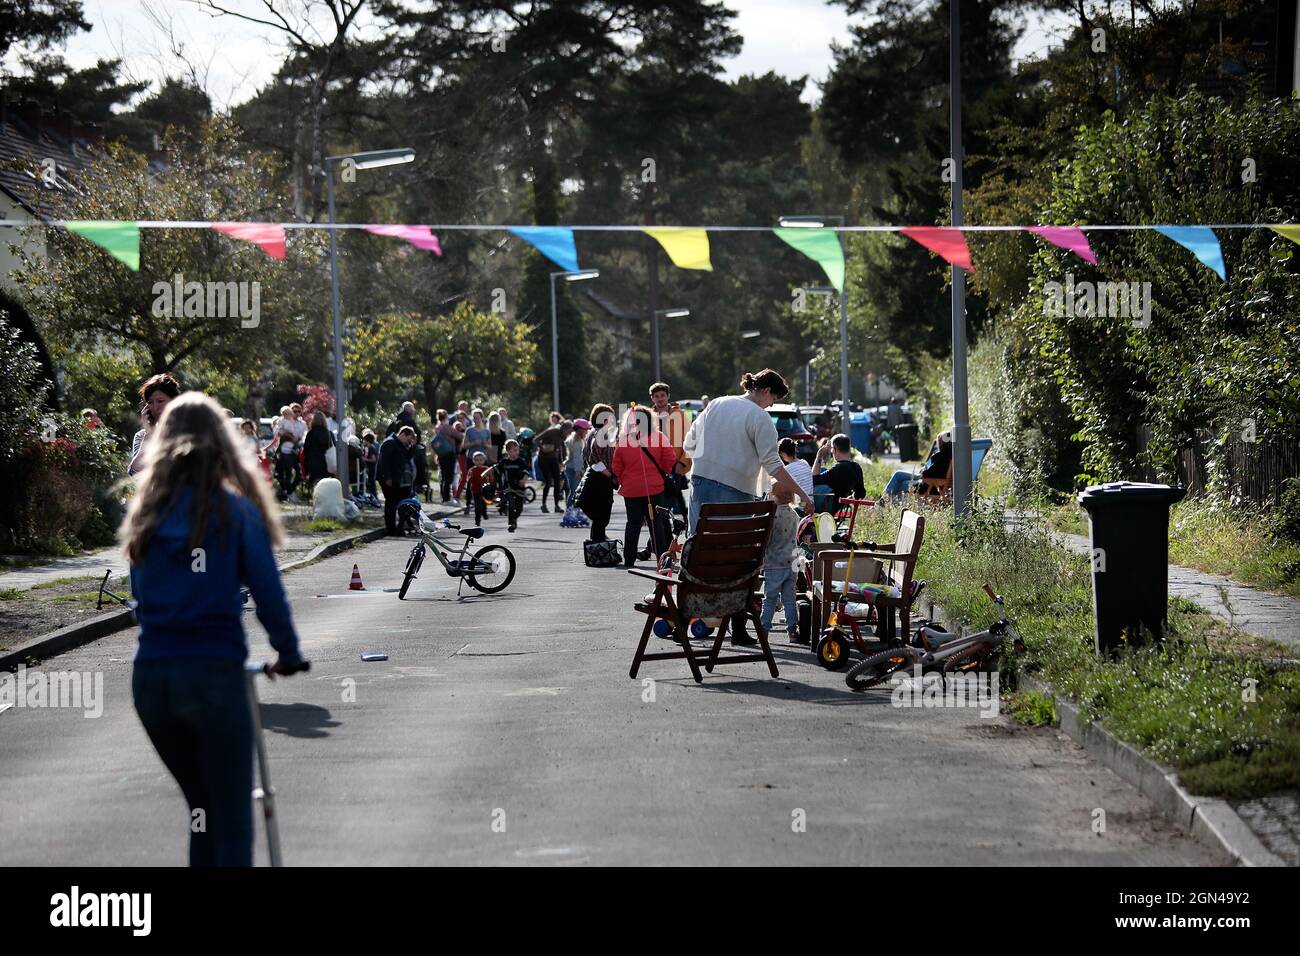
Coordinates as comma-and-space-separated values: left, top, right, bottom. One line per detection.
637, 548, 652, 561
540, 505, 549, 513
508, 523, 517, 533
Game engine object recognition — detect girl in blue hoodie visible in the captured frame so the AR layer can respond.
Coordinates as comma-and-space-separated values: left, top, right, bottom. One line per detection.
121, 392, 304, 866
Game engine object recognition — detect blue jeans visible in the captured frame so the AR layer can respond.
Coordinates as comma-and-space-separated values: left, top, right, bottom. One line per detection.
132, 658, 254, 867
761, 565, 799, 636
688, 475, 755, 535
884, 470, 914, 500
565, 465, 582, 507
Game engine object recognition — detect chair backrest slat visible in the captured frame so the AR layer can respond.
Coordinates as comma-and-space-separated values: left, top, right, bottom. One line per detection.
884, 510, 924, 588
680, 501, 776, 595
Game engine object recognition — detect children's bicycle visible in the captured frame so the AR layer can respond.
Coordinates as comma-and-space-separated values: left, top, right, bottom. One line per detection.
844, 584, 1025, 691
396, 500, 517, 599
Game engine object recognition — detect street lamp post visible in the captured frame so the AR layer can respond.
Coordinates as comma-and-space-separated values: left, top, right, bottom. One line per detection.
323, 147, 414, 499
779, 214, 849, 432
548, 269, 599, 412
949, 0, 972, 517
652, 308, 689, 382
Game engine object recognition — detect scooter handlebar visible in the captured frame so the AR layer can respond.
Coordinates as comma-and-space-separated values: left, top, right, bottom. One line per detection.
247, 659, 312, 676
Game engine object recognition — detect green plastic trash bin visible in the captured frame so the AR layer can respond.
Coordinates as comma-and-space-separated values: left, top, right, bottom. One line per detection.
1077, 481, 1186, 654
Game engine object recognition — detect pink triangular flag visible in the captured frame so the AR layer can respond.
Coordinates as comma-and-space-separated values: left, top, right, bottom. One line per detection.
212, 222, 286, 260
900, 226, 973, 272
1027, 226, 1097, 265
365, 224, 443, 256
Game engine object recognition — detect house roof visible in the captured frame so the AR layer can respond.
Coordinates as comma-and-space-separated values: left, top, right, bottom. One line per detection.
0, 111, 99, 217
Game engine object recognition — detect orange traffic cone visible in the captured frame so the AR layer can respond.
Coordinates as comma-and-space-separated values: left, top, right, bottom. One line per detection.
349, 563, 365, 590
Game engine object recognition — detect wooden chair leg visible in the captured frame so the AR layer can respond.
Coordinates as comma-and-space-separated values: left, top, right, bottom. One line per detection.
750, 608, 780, 678
630, 584, 668, 679
676, 609, 704, 684
705, 614, 730, 672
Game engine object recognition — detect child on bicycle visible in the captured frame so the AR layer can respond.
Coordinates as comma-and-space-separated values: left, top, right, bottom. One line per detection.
466, 451, 494, 527
492, 439, 529, 533
760, 480, 802, 643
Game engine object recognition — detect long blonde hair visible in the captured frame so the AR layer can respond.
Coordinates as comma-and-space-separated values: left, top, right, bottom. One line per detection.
120, 392, 284, 563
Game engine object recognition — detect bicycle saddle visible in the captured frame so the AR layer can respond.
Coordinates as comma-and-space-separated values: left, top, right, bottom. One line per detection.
459, 527, 486, 539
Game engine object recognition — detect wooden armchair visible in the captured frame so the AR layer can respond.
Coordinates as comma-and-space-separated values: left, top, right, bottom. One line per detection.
629, 500, 779, 683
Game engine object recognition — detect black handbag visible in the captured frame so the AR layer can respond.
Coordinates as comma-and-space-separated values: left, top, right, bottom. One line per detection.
639, 445, 684, 511
583, 538, 622, 567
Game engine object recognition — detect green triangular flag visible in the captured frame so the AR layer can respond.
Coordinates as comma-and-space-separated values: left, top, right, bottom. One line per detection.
773, 227, 844, 292
66, 220, 140, 271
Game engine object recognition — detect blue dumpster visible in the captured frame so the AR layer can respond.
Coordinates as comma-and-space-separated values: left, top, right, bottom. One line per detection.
849, 411, 873, 456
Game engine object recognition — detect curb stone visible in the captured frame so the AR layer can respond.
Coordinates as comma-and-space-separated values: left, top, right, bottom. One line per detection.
0, 503, 459, 671
1018, 674, 1286, 867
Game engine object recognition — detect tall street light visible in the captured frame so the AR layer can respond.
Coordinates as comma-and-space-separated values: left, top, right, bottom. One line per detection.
549, 269, 599, 412
949, 0, 972, 517
779, 213, 849, 432
652, 307, 689, 381
323, 146, 414, 498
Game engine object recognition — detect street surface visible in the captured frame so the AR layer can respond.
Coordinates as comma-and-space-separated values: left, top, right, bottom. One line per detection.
0, 501, 1217, 865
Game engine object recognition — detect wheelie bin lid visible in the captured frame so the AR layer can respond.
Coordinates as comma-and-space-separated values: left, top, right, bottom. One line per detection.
1077, 481, 1186, 510
892, 422, 918, 433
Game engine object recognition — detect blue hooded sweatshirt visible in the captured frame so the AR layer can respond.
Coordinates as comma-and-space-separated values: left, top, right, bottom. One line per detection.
129, 487, 302, 664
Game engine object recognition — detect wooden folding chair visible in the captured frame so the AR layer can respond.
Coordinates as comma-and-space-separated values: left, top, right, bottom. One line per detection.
629, 500, 779, 684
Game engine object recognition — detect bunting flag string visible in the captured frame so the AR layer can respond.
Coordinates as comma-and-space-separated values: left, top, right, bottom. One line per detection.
772, 227, 844, 292
645, 227, 712, 271
1027, 225, 1097, 265
16, 217, 1300, 283
364, 224, 443, 255
507, 226, 579, 272
212, 222, 286, 260
63, 220, 139, 270
1153, 226, 1227, 281
900, 226, 973, 272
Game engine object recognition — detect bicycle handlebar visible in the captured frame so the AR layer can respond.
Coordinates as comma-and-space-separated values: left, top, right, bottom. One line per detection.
982, 583, 1000, 603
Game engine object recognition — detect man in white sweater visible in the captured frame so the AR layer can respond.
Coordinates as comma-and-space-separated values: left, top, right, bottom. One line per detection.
683, 368, 814, 535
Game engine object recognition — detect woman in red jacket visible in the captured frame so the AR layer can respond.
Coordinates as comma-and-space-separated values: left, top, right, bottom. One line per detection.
611, 405, 677, 567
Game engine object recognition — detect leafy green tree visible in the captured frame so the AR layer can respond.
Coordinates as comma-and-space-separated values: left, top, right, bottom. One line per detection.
346, 301, 537, 413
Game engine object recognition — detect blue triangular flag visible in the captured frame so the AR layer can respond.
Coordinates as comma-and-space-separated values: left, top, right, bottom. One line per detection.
1154, 226, 1226, 281
509, 226, 579, 273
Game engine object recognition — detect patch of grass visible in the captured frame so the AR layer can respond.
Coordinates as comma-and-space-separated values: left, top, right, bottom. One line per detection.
29, 575, 101, 591
49, 591, 104, 605
0, 589, 24, 601
305, 518, 345, 533
1167, 498, 1300, 599
853, 498, 1300, 799
1007, 690, 1057, 726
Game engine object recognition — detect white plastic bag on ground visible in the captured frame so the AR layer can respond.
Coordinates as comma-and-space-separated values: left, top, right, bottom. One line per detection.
313, 477, 350, 520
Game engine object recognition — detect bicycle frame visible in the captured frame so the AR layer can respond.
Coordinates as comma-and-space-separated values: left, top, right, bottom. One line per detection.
410, 517, 487, 596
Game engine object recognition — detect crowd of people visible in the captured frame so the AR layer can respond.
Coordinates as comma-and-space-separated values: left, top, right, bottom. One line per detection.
108, 362, 951, 866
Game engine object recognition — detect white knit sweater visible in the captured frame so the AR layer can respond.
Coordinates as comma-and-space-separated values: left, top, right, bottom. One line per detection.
682, 395, 783, 495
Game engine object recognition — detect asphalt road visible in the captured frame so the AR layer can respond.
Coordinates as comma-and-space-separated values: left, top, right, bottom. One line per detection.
0, 499, 1218, 866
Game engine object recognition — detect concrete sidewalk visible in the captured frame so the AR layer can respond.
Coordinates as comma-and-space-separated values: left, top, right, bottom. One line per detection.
0, 502, 381, 591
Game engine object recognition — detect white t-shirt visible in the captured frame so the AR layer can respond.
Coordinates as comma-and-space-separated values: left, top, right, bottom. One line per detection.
784, 457, 815, 500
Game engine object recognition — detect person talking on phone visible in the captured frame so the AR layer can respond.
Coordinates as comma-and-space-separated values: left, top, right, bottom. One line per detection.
121, 392, 306, 867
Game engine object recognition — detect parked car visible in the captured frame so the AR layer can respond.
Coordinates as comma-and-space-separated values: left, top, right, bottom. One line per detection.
768, 404, 817, 463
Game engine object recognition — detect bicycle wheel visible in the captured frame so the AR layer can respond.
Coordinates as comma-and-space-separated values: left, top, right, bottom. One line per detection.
466, 544, 516, 593
398, 542, 426, 600
845, 647, 912, 691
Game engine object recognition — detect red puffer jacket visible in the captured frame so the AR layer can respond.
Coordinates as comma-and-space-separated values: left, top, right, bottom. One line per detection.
612, 434, 677, 499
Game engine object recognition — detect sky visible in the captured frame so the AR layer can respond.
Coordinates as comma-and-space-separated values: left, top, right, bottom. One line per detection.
22, 0, 1067, 109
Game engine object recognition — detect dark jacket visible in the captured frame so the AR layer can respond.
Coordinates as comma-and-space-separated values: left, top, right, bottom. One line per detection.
377, 434, 416, 487
303, 424, 331, 484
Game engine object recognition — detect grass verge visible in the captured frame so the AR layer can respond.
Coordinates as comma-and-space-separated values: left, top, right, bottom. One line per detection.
852, 498, 1300, 799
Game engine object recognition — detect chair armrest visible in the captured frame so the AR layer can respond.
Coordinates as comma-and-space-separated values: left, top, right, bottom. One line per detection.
855, 550, 913, 561
628, 569, 677, 585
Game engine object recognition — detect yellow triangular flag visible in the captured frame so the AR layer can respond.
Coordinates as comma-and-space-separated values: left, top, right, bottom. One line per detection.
644, 227, 712, 271
1270, 225, 1300, 247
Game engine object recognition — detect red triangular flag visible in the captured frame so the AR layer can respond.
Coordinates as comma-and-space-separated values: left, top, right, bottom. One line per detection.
212, 222, 287, 260
900, 226, 973, 272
